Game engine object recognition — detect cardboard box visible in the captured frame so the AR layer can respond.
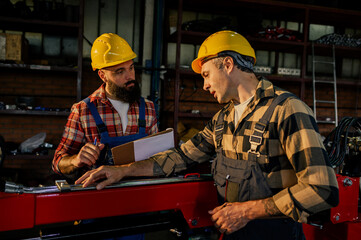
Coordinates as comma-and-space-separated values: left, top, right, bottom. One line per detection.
111, 128, 174, 165
0, 33, 28, 62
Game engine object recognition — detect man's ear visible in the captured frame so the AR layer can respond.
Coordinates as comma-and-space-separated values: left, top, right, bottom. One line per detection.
223, 56, 234, 74
98, 70, 107, 83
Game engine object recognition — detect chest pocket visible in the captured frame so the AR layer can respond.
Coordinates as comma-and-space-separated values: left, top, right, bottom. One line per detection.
212, 149, 272, 202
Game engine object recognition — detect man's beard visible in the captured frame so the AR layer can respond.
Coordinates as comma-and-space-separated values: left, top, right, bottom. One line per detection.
107, 80, 141, 103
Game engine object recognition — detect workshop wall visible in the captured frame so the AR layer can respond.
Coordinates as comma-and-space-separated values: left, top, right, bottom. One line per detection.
163, 5, 361, 141
0, 70, 100, 185
0, 69, 100, 142
1, 0, 361, 186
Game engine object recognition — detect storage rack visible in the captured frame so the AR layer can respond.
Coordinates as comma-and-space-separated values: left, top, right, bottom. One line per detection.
162, 0, 361, 142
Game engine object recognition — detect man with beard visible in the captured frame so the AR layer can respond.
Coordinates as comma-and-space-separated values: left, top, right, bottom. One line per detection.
52, 33, 158, 180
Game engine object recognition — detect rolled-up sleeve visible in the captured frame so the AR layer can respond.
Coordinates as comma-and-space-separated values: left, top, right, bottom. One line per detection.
152, 116, 217, 176
52, 103, 85, 175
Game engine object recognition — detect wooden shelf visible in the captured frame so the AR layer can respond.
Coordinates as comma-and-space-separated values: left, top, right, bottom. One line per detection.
176, 0, 361, 27
309, 7, 361, 28
168, 31, 210, 45
307, 43, 361, 58
171, 0, 306, 22
169, 31, 305, 52
0, 63, 78, 72
178, 112, 214, 118
165, 111, 214, 119
0, 16, 80, 36
0, 0, 84, 121
0, 110, 69, 116
5, 154, 53, 161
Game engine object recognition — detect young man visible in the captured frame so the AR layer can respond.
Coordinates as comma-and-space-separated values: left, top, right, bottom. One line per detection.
52, 33, 158, 180
75, 30, 339, 239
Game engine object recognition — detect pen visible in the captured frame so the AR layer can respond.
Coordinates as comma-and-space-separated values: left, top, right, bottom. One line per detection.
91, 137, 97, 169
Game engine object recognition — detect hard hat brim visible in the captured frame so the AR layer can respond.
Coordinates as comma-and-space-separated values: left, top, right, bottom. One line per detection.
92, 53, 137, 71
191, 58, 202, 74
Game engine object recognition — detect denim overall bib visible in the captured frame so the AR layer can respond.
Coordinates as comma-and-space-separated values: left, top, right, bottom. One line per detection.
212, 93, 305, 240
83, 97, 148, 167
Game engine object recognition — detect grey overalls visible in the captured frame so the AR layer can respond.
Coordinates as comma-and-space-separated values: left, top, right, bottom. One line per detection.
211, 93, 305, 240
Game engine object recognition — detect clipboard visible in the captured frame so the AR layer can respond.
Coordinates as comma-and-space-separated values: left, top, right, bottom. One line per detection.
111, 128, 174, 165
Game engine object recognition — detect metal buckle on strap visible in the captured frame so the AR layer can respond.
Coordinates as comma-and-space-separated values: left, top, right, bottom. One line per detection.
247, 149, 261, 157
248, 136, 261, 157
254, 121, 267, 132
249, 135, 262, 145
248, 124, 264, 158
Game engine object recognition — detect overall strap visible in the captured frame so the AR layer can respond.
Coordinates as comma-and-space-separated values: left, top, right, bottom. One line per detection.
248, 93, 295, 160
138, 97, 146, 135
215, 108, 228, 149
83, 97, 110, 138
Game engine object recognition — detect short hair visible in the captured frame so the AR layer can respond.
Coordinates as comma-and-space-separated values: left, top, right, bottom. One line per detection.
212, 53, 254, 73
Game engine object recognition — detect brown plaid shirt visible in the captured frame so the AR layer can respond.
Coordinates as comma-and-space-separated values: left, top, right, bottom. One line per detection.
152, 77, 339, 222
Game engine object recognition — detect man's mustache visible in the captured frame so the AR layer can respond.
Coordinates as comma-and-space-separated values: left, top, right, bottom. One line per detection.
125, 80, 137, 87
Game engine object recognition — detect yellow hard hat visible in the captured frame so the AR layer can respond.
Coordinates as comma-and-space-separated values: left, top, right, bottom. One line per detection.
91, 33, 137, 71
191, 30, 256, 73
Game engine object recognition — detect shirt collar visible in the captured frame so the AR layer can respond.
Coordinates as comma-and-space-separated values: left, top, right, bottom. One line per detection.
225, 77, 275, 116
88, 83, 108, 103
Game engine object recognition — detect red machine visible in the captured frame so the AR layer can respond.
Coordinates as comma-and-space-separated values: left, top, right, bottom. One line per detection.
1, 172, 361, 239
0, 174, 219, 239
303, 174, 361, 240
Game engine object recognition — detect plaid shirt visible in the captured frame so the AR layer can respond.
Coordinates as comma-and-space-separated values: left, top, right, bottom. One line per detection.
52, 84, 158, 174
151, 77, 338, 222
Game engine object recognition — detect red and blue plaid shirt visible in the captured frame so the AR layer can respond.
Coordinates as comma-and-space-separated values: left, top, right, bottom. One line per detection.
52, 84, 158, 174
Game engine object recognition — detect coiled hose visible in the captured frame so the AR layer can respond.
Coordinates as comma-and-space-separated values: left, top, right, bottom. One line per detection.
323, 117, 361, 167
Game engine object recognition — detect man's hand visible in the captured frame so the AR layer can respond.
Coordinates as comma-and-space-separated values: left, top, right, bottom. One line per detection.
75, 165, 126, 190
209, 202, 252, 235
72, 143, 105, 168
209, 198, 283, 235
58, 143, 105, 175
75, 159, 156, 190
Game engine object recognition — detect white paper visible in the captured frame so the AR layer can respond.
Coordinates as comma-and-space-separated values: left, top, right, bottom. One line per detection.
133, 128, 174, 161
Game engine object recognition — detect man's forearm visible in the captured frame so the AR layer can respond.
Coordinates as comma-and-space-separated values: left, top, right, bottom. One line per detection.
75, 158, 164, 189
123, 158, 164, 178
233, 197, 284, 222
209, 196, 285, 234
58, 155, 78, 175
262, 197, 283, 217
248, 197, 283, 220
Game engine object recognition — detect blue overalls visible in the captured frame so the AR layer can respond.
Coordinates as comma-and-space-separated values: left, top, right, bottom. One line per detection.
83, 97, 148, 167
82, 97, 147, 240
